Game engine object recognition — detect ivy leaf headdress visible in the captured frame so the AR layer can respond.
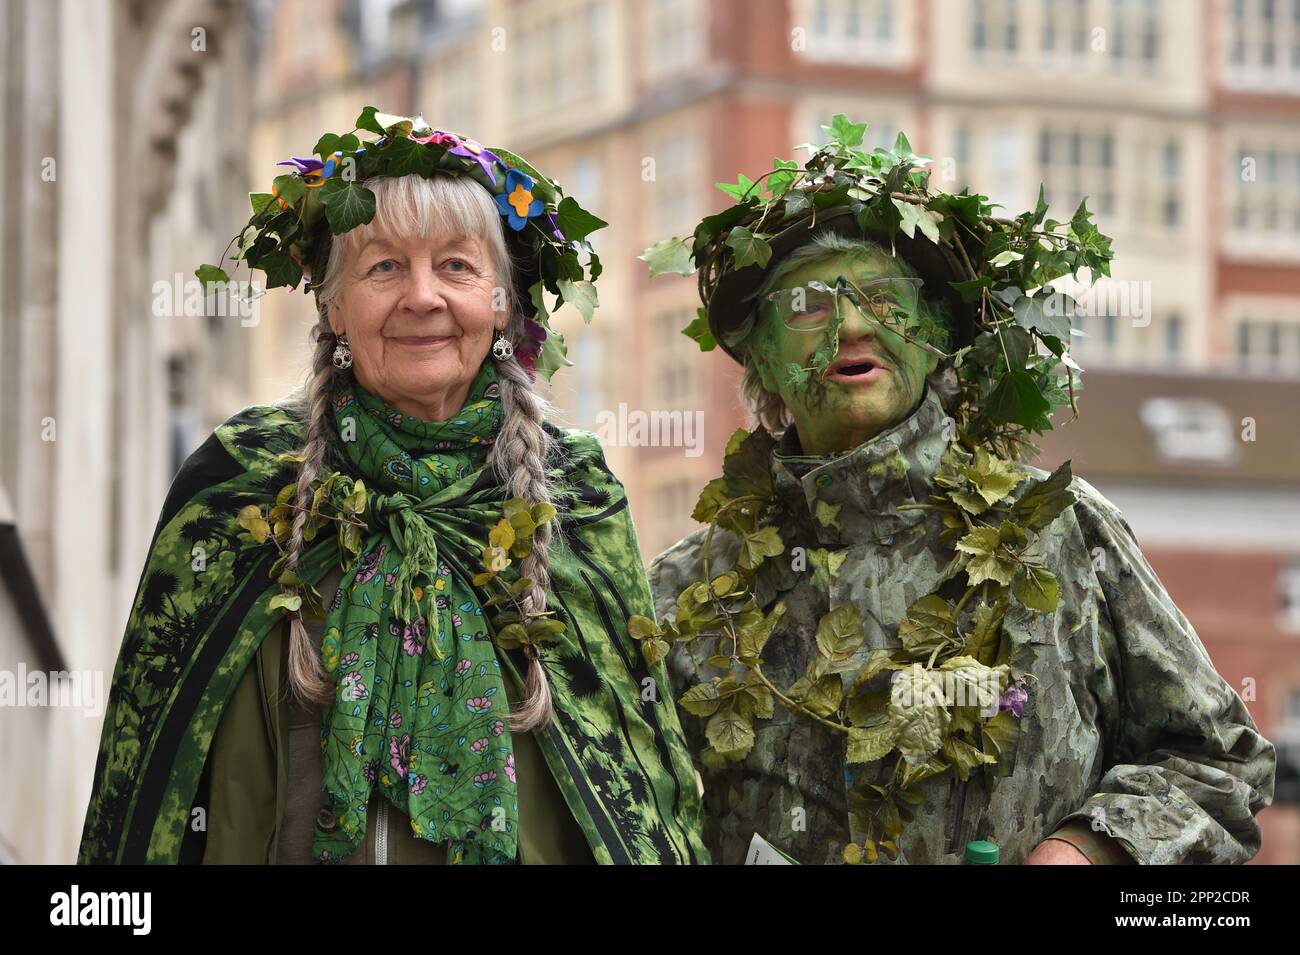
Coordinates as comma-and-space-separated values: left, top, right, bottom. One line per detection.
199, 106, 608, 382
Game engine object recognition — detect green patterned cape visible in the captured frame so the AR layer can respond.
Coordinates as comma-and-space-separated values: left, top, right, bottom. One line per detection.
77, 399, 709, 864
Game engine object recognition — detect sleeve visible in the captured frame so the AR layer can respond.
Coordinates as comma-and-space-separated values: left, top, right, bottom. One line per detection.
1046, 479, 1277, 864
1043, 819, 1136, 864
199, 645, 278, 864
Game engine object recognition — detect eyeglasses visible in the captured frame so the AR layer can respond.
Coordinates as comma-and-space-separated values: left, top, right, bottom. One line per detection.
762, 275, 926, 333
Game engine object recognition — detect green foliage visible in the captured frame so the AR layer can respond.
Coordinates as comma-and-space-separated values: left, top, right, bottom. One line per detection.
203, 107, 608, 384
641, 113, 1117, 460
625, 360, 1081, 858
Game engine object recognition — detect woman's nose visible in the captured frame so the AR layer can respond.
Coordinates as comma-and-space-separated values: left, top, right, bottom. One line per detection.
402, 259, 448, 311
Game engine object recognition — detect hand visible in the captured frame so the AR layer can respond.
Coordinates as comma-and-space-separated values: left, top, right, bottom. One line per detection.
1023, 838, 1092, 865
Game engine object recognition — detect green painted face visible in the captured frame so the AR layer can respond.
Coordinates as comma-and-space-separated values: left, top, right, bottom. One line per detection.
748, 249, 946, 454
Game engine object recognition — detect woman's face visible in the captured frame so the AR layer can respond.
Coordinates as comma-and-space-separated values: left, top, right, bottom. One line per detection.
327, 230, 503, 421
749, 249, 943, 454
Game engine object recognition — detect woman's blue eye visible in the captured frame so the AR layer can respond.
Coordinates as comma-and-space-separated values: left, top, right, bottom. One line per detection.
446, 259, 469, 271
372, 259, 398, 273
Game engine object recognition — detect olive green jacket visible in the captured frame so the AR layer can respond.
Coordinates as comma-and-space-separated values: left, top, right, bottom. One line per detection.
648, 386, 1276, 864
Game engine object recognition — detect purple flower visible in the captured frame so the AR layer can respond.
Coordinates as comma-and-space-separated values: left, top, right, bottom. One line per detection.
545, 212, 565, 241
403, 615, 428, 657
409, 773, 427, 796
519, 318, 547, 360
390, 734, 411, 777
447, 135, 503, 185
276, 156, 323, 175
504, 753, 516, 784
999, 682, 1028, 718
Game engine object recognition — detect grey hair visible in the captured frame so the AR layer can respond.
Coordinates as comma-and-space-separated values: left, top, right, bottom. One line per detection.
277, 173, 558, 731
736, 232, 961, 435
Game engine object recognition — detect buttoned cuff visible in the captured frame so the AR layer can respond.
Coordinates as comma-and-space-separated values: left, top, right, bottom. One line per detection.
1044, 820, 1137, 865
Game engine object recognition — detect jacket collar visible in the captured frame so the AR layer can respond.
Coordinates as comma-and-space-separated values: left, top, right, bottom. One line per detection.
769, 385, 949, 547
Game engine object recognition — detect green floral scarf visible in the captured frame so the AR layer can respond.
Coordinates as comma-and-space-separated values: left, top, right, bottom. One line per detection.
77, 360, 711, 866
315, 361, 516, 864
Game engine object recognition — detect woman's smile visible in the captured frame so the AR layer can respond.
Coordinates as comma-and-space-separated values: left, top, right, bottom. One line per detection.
390, 334, 456, 349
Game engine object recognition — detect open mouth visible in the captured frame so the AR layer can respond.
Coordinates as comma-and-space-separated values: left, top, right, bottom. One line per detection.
826, 357, 886, 381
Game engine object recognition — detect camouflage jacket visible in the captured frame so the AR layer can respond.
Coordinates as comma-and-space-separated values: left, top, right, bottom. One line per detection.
648, 386, 1276, 864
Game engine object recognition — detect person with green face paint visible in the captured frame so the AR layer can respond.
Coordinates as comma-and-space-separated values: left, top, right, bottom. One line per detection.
746, 234, 950, 455
635, 119, 1274, 866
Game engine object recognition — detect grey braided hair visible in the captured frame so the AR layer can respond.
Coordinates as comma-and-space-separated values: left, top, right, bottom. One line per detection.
277, 173, 558, 731
735, 232, 962, 436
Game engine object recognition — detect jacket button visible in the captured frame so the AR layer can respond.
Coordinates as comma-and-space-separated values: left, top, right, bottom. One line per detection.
316, 808, 338, 832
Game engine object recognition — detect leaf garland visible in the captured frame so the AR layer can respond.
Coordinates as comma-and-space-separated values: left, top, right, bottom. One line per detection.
640, 113, 1115, 460
198, 107, 609, 383
630, 414, 1077, 862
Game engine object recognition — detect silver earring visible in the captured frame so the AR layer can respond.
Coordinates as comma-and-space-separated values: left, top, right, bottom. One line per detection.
332, 333, 353, 370
491, 331, 514, 361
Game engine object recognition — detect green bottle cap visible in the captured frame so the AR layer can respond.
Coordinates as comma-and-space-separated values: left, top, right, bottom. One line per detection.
964, 839, 1000, 864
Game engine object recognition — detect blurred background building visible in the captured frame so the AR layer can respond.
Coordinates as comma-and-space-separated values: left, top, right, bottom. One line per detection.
1, 0, 1297, 863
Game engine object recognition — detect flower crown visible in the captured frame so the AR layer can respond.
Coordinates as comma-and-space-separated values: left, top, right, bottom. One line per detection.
641, 114, 1116, 459
198, 107, 607, 381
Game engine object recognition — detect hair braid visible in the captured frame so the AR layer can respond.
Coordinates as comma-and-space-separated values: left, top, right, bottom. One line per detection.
488, 335, 559, 731
282, 308, 343, 705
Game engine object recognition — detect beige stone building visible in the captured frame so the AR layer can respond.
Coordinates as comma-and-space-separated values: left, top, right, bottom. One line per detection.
5, 0, 1297, 863
0, 0, 252, 863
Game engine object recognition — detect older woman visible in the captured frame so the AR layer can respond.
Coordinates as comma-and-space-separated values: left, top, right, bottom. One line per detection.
639, 119, 1275, 865
77, 111, 708, 865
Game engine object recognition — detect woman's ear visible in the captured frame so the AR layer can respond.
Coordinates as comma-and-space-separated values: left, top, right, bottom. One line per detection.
326, 300, 344, 338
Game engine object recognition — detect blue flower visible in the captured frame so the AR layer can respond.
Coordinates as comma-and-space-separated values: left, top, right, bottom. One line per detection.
495, 168, 546, 232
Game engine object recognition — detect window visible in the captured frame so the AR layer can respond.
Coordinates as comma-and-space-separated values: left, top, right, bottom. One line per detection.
990, 125, 1022, 212
1042, 0, 1088, 64
1225, 0, 1300, 90
643, 0, 707, 82
972, 0, 1021, 61
795, 0, 902, 63
1164, 313, 1182, 362
1228, 140, 1300, 256
1038, 124, 1116, 219
1281, 559, 1300, 631
1233, 316, 1300, 372
1134, 135, 1182, 234
646, 128, 703, 237
652, 307, 700, 405
950, 124, 974, 192
508, 1, 608, 116
569, 156, 604, 252
654, 478, 696, 553
1108, 0, 1161, 72
1160, 140, 1180, 228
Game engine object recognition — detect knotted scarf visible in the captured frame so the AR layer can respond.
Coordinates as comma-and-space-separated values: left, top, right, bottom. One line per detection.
77, 358, 713, 866
313, 360, 519, 864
